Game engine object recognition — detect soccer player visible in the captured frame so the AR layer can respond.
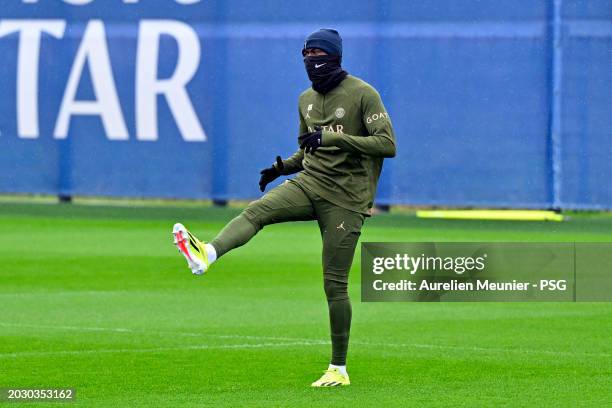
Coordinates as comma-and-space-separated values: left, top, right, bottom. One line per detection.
172, 28, 396, 387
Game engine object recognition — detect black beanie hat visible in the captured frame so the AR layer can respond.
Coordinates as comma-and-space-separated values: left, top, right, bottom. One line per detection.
302, 28, 343, 58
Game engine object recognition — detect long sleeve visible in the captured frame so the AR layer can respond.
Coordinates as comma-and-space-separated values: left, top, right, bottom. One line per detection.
280, 149, 304, 175
275, 106, 306, 175
322, 87, 396, 158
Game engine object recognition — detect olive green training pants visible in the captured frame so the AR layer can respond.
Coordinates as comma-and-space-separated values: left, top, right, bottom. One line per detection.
210, 179, 365, 366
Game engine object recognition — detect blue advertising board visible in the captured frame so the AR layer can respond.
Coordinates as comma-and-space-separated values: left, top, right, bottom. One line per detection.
0, 1, 610, 209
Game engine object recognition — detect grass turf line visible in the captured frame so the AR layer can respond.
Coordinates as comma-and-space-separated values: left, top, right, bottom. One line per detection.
0, 203, 610, 407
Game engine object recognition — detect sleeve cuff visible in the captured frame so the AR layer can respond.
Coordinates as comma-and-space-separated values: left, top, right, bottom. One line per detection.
322, 130, 341, 147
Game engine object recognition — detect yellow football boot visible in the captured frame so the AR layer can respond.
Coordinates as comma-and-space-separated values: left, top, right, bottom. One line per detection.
172, 223, 209, 275
311, 368, 350, 387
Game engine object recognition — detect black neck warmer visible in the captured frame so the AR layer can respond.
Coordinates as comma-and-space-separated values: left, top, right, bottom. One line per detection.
304, 55, 348, 94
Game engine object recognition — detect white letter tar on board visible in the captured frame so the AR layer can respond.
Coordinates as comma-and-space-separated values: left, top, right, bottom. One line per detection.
0, 19, 206, 142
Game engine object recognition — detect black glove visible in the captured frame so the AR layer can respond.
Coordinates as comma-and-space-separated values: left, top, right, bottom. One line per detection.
259, 156, 284, 192
298, 127, 322, 154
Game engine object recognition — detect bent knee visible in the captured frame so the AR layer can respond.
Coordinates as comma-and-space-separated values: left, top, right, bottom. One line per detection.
242, 204, 267, 231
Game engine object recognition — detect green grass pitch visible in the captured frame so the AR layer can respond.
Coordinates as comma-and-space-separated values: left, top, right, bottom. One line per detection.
1, 203, 611, 407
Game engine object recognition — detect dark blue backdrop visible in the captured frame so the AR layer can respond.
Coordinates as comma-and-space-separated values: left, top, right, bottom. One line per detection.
0, 0, 610, 209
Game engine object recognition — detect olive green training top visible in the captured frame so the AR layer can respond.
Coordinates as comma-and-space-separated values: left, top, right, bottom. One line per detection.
279, 75, 396, 215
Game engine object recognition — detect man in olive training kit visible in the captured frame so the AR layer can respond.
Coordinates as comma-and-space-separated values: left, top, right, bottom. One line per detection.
172, 28, 396, 387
